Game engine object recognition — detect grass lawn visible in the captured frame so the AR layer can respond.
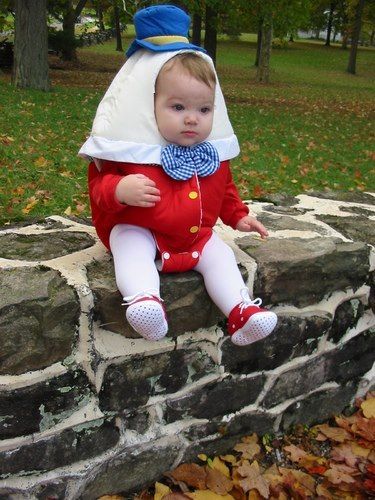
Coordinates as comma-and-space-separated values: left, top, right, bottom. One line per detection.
0, 36, 374, 223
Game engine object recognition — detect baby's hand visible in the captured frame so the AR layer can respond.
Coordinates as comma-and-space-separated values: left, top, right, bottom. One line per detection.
236, 215, 268, 239
115, 174, 161, 207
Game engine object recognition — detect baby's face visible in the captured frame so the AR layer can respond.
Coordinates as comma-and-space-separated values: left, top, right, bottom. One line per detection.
154, 63, 215, 147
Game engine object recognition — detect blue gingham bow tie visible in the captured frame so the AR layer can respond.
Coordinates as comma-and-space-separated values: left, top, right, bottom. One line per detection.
160, 142, 220, 181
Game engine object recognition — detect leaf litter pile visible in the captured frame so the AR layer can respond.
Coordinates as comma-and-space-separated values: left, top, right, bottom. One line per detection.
100, 394, 375, 500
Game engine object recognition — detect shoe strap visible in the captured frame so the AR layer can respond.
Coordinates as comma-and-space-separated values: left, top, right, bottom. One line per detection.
122, 290, 162, 306
239, 288, 262, 314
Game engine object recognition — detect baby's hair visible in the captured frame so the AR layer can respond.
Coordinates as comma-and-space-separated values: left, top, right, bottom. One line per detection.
158, 52, 216, 88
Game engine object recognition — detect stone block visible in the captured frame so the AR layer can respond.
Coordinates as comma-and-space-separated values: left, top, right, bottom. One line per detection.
280, 383, 357, 431
328, 298, 365, 343
0, 231, 95, 261
317, 214, 375, 246
263, 355, 329, 409
0, 418, 119, 476
99, 346, 217, 413
0, 369, 93, 439
328, 328, 375, 383
263, 329, 375, 409
221, 311, 331, 374
81, 438, 182, 498
0, 266, 79, 375
86, 259, 226, 337
238, 236, 369, 307
164, 374, 266, 423
182, 411, 276, 463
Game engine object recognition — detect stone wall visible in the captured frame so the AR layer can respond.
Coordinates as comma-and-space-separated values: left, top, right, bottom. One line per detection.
0, 192, 374, 499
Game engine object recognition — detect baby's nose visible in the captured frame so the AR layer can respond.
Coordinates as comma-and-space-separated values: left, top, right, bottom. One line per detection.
185, 113, 198, 124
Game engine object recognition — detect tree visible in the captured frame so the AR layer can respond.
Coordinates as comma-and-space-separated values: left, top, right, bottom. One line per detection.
204, 3, 218, 65
347, 0, 366, 73
113, 0, 122, 51
257, 8, 273, 82
325, 1, 337, 45
13, 0, 50, 90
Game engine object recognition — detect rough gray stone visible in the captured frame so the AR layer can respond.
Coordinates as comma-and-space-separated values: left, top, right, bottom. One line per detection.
316, 214, 375, 246
182, 411, 276, 463
257, 193, 299, 206
221, 311, 332, 374
0, 369, 93, 439
263, 329, 375, 409
329, 328, 375, 383
86, 259, 234, 337
258, 213, 327, 234
328, 298, 365, 343
99, 346, 217, 413
0, 266, 80, 375
0, 418, 119, 476
81, 439, 182, 498
280, 383, 357, 431
306, 191, 375, 204
238, 236, 370, 307
164, 374, 266, 423
0, 231, 95, 261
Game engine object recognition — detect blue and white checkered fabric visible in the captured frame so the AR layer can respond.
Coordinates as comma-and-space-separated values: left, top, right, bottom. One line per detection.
160, 142, 220, 181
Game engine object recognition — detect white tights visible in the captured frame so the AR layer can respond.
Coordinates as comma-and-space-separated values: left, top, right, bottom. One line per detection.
109, 224, 248, 317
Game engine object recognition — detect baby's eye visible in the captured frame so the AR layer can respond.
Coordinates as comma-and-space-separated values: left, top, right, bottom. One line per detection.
172, 104, 184, 111
201, 107, 211, 114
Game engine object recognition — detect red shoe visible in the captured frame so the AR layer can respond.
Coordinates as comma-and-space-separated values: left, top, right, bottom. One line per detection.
227, 290, 277, 346
124, 292, 168, 341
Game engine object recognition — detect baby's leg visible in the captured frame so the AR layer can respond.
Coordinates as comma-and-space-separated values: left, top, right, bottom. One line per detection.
193, 232, 244, 316
194, 232, 277, 346
109, 224, 167, 340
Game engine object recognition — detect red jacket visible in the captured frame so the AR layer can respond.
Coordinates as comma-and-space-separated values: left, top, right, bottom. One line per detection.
88, 160, 248, 272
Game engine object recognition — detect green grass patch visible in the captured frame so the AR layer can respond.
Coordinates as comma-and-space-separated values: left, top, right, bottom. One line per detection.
0, 37, 374, 224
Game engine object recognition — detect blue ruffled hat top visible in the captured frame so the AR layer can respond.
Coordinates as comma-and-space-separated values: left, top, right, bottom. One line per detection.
126, 4, 205, 58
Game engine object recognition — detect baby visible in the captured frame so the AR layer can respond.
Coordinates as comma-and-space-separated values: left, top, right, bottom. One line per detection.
82, 5, 277, 346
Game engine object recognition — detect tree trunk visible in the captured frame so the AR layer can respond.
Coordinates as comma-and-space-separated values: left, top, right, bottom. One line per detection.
370, 28, 374, 46
257, 14, 272, 83
13, 0, 50, 91
325, 2, 336, 46
204, 5, 217, 65
315, 29, 320, 39
61, 0, 87, 61
114, 1, 123, 52
347, 0, 366, 74
96, 1, 105, 31
192, 13, 202, 46
255, 22, 262, 67
62, 2, 76, 61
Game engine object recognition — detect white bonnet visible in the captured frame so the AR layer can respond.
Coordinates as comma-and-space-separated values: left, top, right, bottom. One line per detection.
79, 49, 239, 164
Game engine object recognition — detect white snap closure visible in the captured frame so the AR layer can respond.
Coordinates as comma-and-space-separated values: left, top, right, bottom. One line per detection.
192, 251, 199, 258
163, 252, 170, 260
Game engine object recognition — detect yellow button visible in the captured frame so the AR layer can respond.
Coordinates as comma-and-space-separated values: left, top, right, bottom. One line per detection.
189, 226, 199, 234
189, 191, 198, 200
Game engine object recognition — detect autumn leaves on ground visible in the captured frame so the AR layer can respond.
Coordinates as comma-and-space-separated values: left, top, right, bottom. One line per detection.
99, 394, 375, 499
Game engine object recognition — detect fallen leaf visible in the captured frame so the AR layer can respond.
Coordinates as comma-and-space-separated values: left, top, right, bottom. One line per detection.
352, 416, 375, 441
236, 460, 270, 498
154, 482, 171, 500
330, 443, 358, 467
315, 423, 352, 443
234, 435, 261, 460
205, 467, 233, 495
220, 454, 237, 465
34, 156, 49, 168
185, 491, 234, 500
279, 468, 316, 494
324, 466, 356, 485
168, 464, 207, 490
209, 457, 230, 478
